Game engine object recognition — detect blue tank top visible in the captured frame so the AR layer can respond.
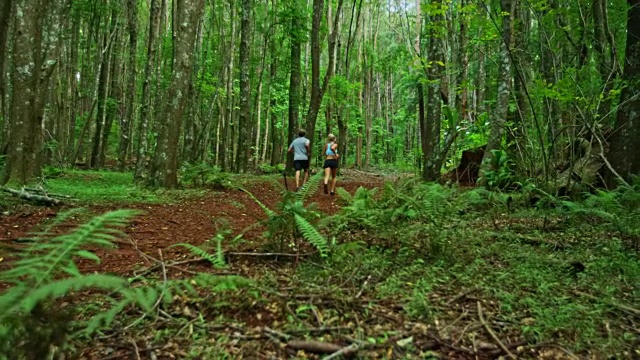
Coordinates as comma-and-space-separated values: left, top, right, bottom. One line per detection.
326, 143, 336, 156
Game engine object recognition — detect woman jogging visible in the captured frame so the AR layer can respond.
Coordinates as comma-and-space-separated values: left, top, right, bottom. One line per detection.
322, 134, 339, 195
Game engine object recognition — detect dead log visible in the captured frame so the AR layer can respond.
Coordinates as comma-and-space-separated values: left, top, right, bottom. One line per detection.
0, 187, 63, 206
287, 340, 351, 355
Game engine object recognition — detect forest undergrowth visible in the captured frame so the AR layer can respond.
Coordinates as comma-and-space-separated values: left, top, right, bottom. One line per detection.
0, 170, 638, 359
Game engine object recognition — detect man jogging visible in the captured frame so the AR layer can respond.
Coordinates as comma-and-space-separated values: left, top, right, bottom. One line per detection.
288, 129, 311, 191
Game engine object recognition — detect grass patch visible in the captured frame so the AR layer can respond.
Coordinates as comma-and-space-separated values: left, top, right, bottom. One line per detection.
45, 169, 206, 204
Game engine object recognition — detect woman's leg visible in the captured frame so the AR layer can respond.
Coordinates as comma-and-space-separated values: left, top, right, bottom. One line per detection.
324, 166, 330, 194
330, 167, 338, 193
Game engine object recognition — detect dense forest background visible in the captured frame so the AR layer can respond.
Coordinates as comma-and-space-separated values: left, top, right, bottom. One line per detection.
0, 0, 638, 188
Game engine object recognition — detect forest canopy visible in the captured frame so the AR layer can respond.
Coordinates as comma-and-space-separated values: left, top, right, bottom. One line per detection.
0, 0, 638, 189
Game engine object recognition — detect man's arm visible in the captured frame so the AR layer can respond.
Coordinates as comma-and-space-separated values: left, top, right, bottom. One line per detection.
305, 141, 311, 158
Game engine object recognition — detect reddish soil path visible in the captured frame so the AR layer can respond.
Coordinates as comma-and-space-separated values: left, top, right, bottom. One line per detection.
0, 172, 385, 276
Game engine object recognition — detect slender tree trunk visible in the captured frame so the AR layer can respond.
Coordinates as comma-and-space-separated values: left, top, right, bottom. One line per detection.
287, 0, 303, 172
134, 0, 161, 181
221, 0, 237, 171
119, 0, 138, 171
99, 26, 121, 168
0, 0, 13, 144
236, 0, 252, 172
149, 0, 205, 188
479, 0, 513, 186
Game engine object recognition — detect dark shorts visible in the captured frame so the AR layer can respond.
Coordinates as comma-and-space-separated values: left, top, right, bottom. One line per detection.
293, 160, 309, 171
323, 159, 339, 169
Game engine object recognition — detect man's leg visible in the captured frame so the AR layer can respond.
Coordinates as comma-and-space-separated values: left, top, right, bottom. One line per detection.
303, 167, 310, 185
295, 170, 301, 189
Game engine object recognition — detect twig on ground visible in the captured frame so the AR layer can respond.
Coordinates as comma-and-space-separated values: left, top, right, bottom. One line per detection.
128, 339, 142, 360
264, 327, 291, 341
355, 275, 371, 299
124, 250, 168, 330
227, 251, 316, 258
477, 301, 516, 359
286, 326, 352, 335
530, 342, 580, 360
453, 322, 481, 345
441, 310, 469, 333
446, 287, 480, 306
429, 333, 475, 355
322, 343, 359, 360
98, 345, 164, 360
574, 290, 640, 317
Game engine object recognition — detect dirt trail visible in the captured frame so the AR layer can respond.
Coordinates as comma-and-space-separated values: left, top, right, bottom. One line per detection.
0, 173, 385, 276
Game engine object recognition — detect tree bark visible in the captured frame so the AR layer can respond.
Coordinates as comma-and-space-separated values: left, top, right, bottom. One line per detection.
120, 0, 138, 171
607, 0, 640, 186
2, 0, 65, 185
287, 0, 303, 172
235, 0, 252, 172
479, 0, 513, 186
149, 0, 205, 188
0, 0, 13, 141
134, 0, 161, 181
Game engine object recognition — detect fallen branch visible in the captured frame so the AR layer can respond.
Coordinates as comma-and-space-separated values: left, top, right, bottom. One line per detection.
23, 187, 73, 198
446, 287, 480, 306
355, 275, 371, 299
477, 301, 516, 359
287, 340, 344, 355
287, 326, 352, 335
322, 343, 359, 360
227, 251, 316, 258
1, 187, 63, 206
574, 290, 640, 317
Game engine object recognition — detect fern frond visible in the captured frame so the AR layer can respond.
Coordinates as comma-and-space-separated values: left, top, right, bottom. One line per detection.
294, 214, 329, 257
296, 171, 323, 203
335, 187, 353, 203
0, 274, 127, 323
3, 210, 141, 289
29, 208, 86, 240
241, 188, 276, 217
170, 242, 227, 269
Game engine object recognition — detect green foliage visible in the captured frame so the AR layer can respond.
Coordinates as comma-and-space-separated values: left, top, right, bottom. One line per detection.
0, 209, 255, 359
44, 169, 199, 204
242, 173, 329, 256
0, 210, 150, 358
479, 149, 515, 189
560, 182, 640, 248
171, 240, 227, 269
180, 162, 232, 190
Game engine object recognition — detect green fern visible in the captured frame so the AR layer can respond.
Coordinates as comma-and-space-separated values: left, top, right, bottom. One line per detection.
171, 237, 227, 269
294, 214, 329, 257
241, 187, 276, 217
335, 187, 353, 203
296, 171, 323, 203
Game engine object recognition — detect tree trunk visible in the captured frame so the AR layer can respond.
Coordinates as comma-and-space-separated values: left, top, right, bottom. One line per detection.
220, 0, 237, 171
287, 0, 303, 172
149, 0, 205, 188
120, 0, 138, 171
479, 0, 513, 186
607, 0, 640, 186
90, 7, 116, 169
0, 0, 13, 141
134, 0, 161, 181
235, 0, 252, 172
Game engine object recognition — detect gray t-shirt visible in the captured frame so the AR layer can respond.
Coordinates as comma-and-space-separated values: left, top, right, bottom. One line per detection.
289, 137, 310, 161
